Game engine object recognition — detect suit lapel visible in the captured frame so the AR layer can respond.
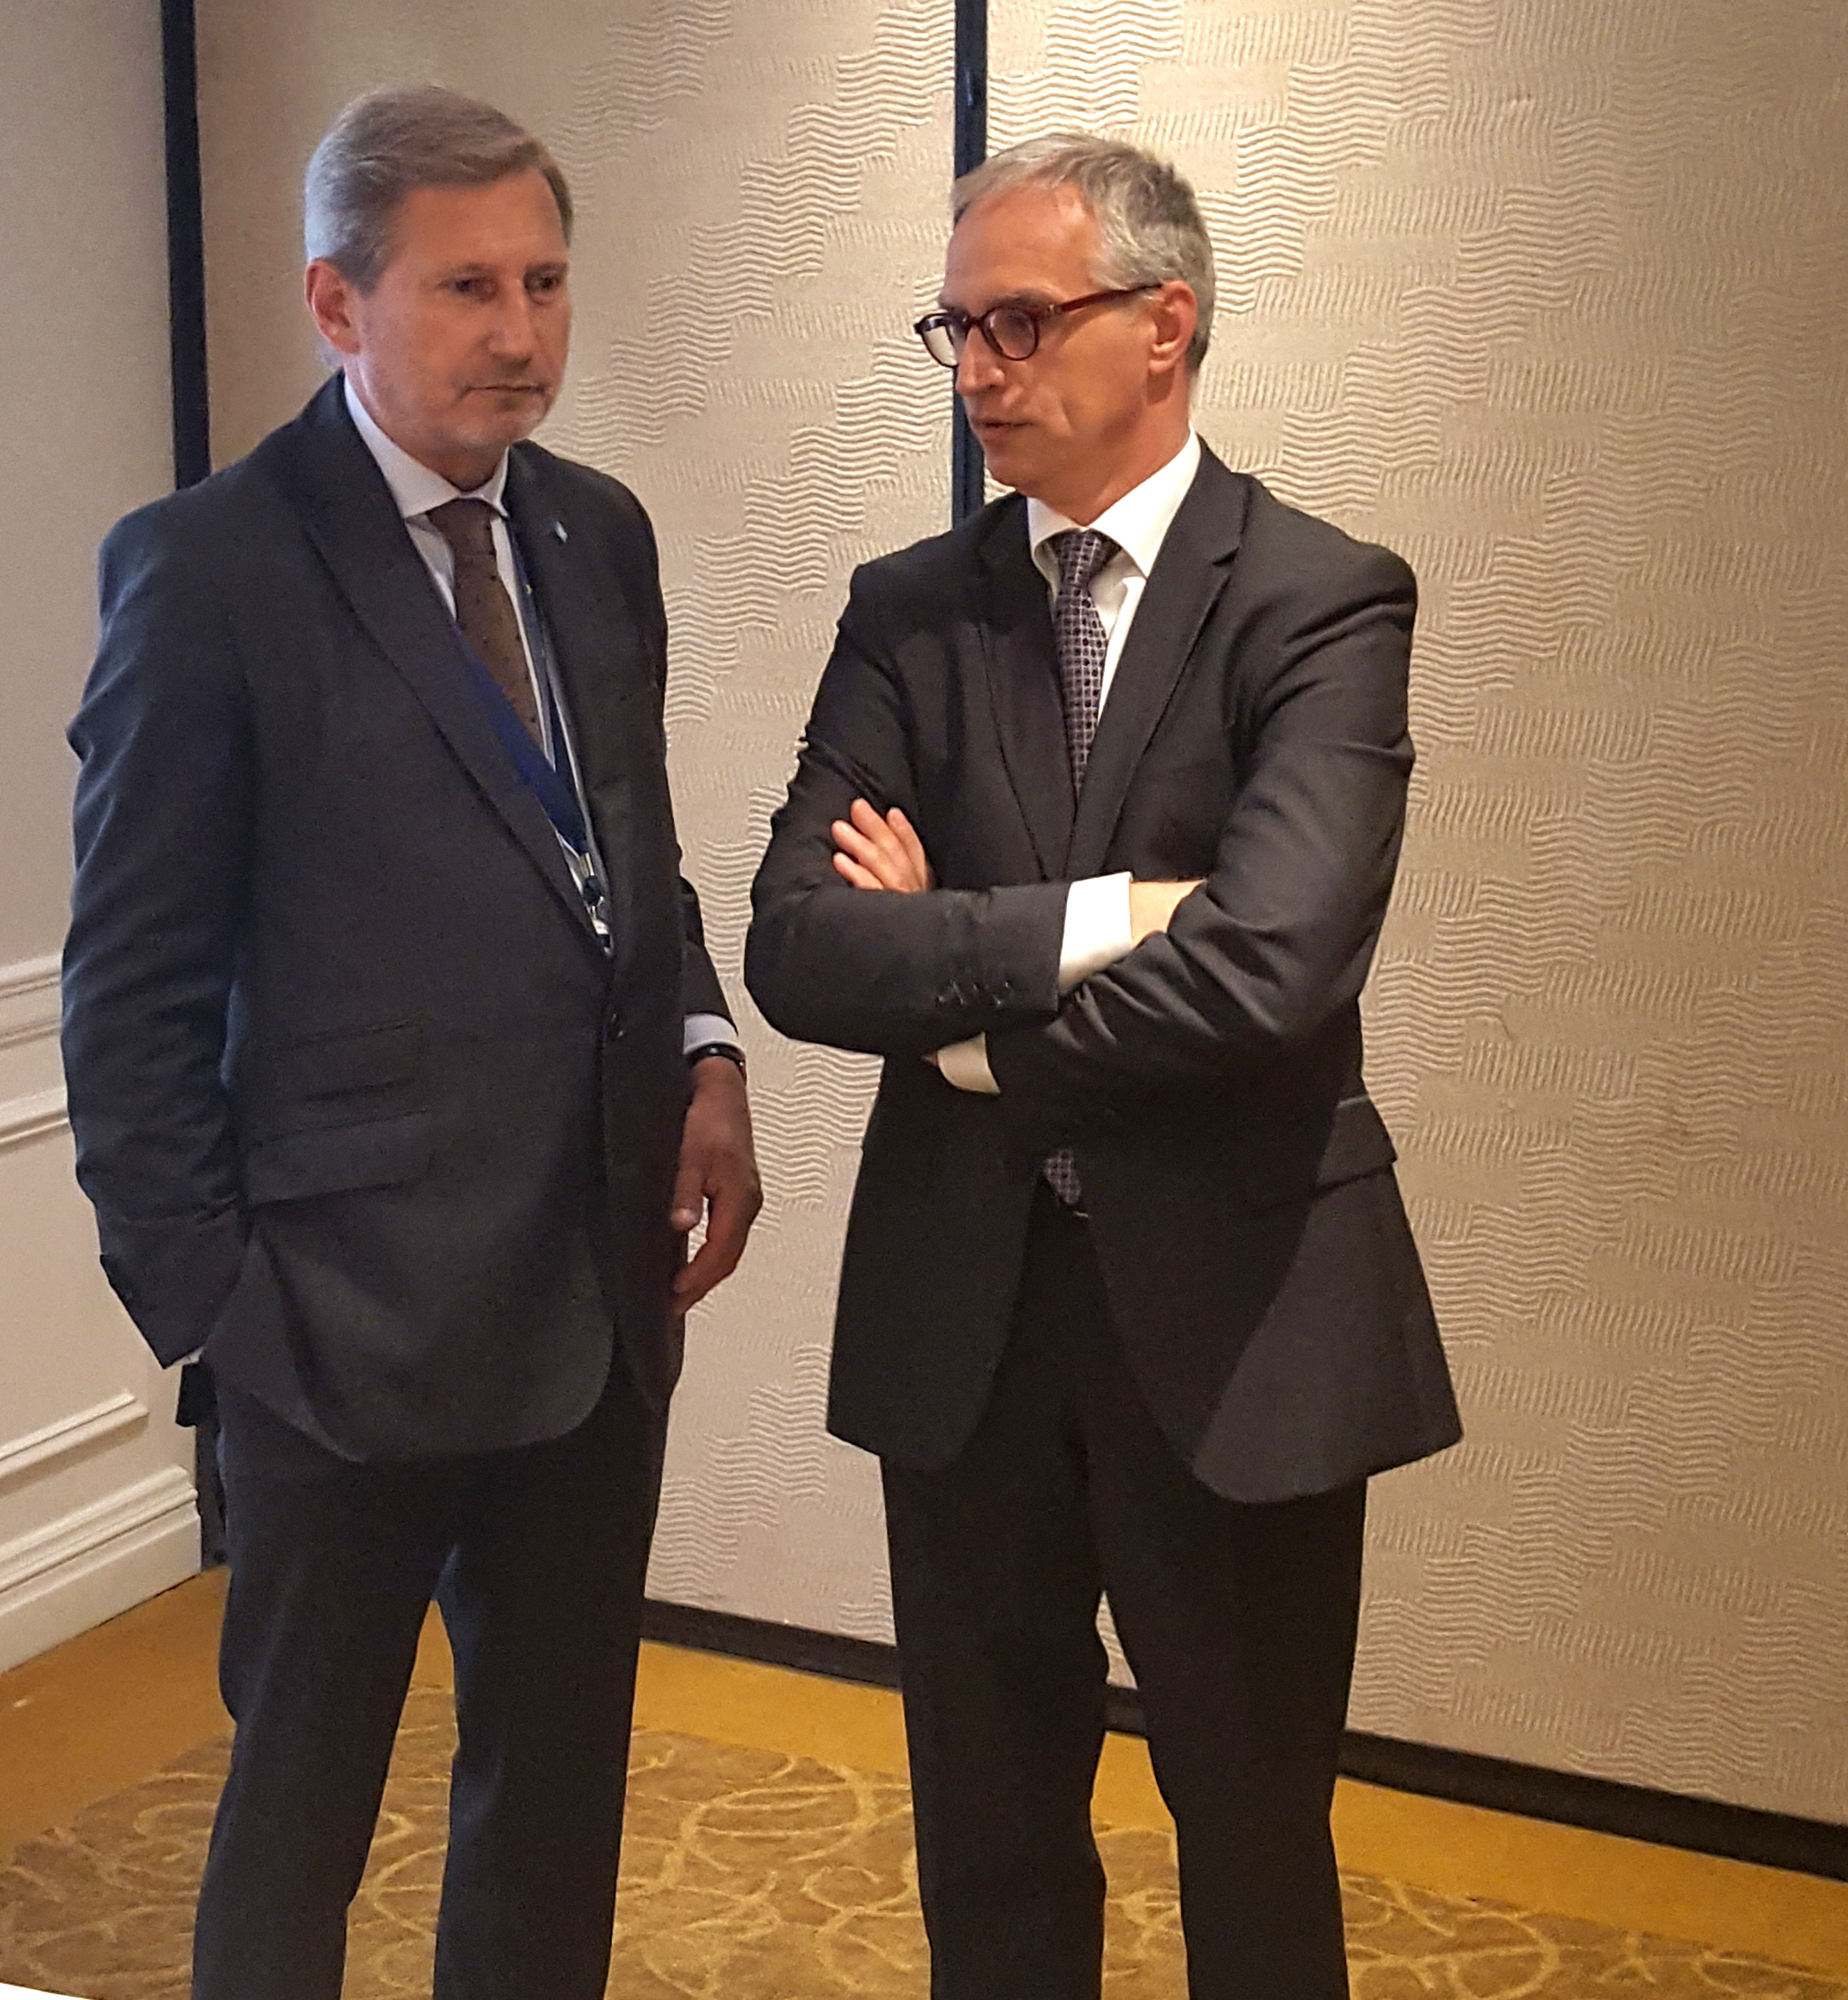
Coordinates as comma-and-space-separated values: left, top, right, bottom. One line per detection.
973, 501, 1074, 877
1065, 452, 1247, 880
505, 449, 657, 984
259, 380, 589, 933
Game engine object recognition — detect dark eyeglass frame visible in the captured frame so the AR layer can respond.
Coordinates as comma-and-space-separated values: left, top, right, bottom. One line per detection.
912, 285, 1157, 367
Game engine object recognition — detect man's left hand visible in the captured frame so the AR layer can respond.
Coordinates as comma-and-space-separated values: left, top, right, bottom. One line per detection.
831, 798, 934, 892
671, 1057, 762, 1311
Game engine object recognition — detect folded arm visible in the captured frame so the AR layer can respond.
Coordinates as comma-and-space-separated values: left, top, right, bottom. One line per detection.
745, 597, 1071, 1056
988, 547, 1418, 1110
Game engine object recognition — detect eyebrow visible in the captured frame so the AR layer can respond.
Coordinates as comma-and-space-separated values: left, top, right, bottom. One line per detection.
935, 287, 1056, 312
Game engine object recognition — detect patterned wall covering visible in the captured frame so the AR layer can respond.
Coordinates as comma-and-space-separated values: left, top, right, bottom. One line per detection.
198, 0, 952, 1650
987, 0, 1848, 1820
198, 0, 1847, 1820
545, 5, 955, 1643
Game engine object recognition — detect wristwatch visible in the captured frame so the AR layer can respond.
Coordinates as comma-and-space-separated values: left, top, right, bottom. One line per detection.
687, 1041, 746, 1075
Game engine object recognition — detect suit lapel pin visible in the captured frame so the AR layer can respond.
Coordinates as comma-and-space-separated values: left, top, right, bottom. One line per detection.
551, 519, 568, 544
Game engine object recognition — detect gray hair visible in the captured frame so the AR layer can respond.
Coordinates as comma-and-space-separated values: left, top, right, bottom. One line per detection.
953, 133, 1215, 372
304, 84, 573, 292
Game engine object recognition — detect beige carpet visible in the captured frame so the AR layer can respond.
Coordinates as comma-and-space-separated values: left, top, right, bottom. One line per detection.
0, 1686, 1838, 1998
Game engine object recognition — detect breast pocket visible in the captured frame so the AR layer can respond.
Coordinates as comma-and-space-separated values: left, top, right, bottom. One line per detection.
1121, 747, 1232, 879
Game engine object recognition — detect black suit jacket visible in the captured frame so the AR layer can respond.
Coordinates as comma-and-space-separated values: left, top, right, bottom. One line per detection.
747, 448, 1460, 1503
62, 377, 728, 1460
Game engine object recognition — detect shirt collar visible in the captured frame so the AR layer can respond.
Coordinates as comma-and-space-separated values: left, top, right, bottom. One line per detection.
1026, 430, 1201, 581
343, 373, 510, 521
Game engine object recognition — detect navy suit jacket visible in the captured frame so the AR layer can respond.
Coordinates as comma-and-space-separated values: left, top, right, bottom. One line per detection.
63, 377, 726, 1460
747, 450, 1460, 1503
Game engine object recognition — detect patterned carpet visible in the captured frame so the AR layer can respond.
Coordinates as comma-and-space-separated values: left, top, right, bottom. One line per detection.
0, 1685, 1838, 1998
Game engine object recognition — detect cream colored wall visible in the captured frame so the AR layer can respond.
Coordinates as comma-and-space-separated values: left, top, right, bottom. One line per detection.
195, 0, 1846, 1820
0, 0, 201, 1673
989, 0, 1848, 1820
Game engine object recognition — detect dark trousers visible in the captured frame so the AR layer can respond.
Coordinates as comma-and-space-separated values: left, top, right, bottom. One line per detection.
194, 1357, 665, 2000
882, 1191, 1365, 2000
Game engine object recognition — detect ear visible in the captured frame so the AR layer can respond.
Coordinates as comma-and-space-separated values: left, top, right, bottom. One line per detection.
304, 258, 363, 357
1145, 280, 1198, 384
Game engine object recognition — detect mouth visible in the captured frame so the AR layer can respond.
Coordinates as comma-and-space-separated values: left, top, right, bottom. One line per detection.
470, 383, 548, 398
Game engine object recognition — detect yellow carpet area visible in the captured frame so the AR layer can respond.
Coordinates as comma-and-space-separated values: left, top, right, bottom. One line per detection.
0, 1678, 1842, 1999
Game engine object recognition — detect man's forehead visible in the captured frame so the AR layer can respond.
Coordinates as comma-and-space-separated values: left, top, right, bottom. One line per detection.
389, 172, 568, 255
942, 184, 1095, 299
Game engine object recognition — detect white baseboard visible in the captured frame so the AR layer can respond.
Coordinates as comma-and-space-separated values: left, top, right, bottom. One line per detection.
0, 1467, 200, 1675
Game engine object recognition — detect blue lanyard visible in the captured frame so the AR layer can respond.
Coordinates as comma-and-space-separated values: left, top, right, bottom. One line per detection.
453, 632, 590, 857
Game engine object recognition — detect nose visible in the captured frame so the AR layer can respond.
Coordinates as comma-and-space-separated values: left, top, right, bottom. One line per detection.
955, 326, 1005, 399
486, 287, 538, 360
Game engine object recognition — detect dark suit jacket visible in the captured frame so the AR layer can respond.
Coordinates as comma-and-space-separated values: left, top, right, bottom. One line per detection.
746, 448, 1460, 1503
62, 377, 727, 1461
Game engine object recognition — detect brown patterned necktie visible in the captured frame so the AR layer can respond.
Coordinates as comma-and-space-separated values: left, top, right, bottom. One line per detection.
1046, 527, 1118, 1208
425, 497, 543, 747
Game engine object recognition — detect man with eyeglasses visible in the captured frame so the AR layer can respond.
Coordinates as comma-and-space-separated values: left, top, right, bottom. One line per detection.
748, 133, 1459, 1999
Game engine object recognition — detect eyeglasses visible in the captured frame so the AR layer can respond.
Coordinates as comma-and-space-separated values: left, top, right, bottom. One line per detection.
912, 286, 1156, 368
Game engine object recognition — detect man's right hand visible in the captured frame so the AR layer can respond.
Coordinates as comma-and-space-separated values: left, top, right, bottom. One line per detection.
831, 798, 934, 893
1129, 879, 1203, 944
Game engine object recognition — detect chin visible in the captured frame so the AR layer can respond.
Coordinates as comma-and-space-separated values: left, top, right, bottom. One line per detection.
977, 438, 1037, 494
478, 411, 547, 448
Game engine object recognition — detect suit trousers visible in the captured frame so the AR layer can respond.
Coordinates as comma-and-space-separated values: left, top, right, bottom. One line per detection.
194, 1354, 665, 2000
882, 1188, 1365, 2000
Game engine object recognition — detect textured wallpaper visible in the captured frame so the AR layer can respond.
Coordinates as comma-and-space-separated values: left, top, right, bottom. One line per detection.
989, 0, 1848, 1820
540, 2, 955, 1643
197, 0, 1847, 1820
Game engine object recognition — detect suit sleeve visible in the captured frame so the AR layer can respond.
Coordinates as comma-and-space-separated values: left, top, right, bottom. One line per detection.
987, 544, 1418, 1122
746, 570, 1068, 1058
61, 510, 254, 1365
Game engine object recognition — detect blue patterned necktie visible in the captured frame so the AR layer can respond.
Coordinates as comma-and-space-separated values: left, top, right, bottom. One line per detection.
1046, 528, 1118, 1207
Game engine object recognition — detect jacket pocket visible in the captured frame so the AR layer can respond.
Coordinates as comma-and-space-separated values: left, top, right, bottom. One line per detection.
242, 1112, 432, 1206
1242, 1093, 1398, 1212
270, 1019, 423, 1100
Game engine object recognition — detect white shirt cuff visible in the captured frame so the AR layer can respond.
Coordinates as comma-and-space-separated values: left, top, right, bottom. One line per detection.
684, 1013, 740, 1056
1058, 873, 1134, 993
932, 1033, 999, 1095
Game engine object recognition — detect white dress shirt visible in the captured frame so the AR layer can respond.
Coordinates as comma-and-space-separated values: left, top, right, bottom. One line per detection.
344, 377, 736, 1058
934, 431, 1203, 1094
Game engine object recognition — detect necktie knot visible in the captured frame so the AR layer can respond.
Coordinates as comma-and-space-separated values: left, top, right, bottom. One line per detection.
1053, 527, 1116, 600
425, 495, 497, 563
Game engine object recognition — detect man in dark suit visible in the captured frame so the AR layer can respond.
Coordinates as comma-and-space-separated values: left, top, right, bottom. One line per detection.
747, 134, 1460, 1997
61, 86, 760, 2000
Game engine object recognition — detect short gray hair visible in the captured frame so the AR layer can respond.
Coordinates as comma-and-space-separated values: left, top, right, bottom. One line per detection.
305, 85, 573, 292
953, 134, 1215, 372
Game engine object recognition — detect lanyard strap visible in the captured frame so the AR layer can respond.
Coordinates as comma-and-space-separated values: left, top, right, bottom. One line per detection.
453, 632, 590, 856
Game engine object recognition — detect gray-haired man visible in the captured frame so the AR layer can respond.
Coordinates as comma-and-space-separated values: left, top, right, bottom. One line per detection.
749, 134, 1459, 1997
62, 86, 760, 1997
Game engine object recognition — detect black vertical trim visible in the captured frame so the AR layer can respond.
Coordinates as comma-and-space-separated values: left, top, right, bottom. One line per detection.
161, 0, 212, 487
950, 0, 988, 523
